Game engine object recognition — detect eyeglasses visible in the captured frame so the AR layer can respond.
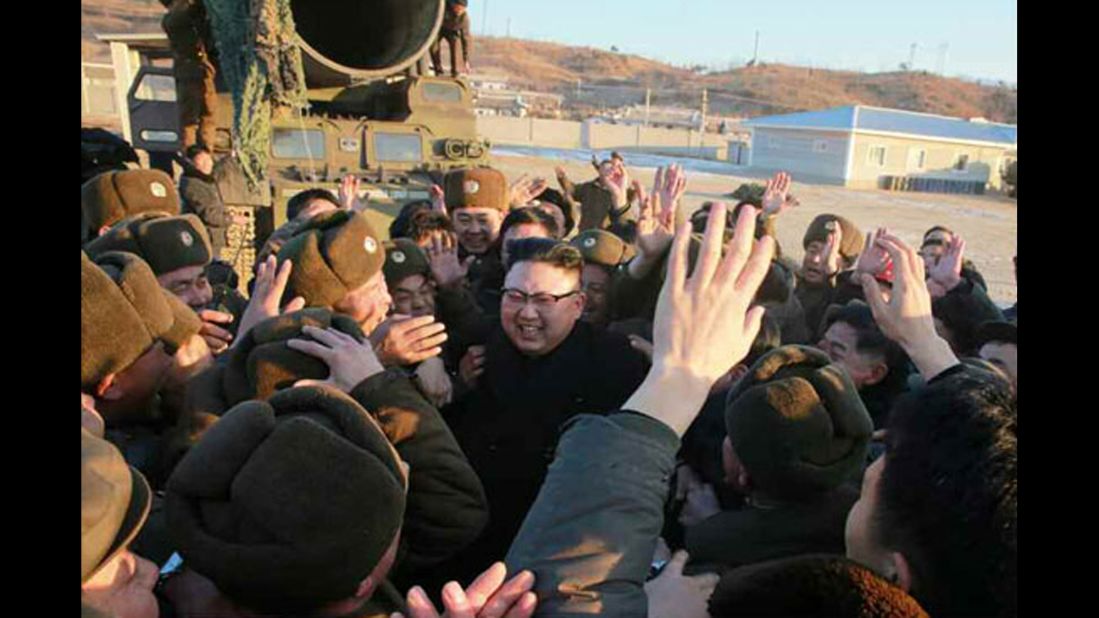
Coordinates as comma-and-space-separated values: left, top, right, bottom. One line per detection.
501, 287, 581, 308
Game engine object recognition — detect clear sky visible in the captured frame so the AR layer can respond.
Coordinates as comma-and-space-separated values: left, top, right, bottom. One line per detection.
466, 0, 1017, 84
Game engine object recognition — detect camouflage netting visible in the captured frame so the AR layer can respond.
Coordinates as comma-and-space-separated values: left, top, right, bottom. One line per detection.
205, 0, 307, 187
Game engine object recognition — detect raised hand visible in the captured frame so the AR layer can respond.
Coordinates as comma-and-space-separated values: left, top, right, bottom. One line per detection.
509, 175, 549, 208
859, 233, 958, 380
760, 171, 793, 216
459, 345, 487, 389
430, 184, 447, 216
854, 227, 890, 278
397, 562, 537, 618
370, 314, 448, 367
644, 551, 720, 618
233, 256, 306, 346
926, 234, 966, 293
631, 166, 682, 277
625, 202, 775, 436
339, 174, 366, 212
287, 325, 385, 392
601, 163, 630, 209
427, 232, 475, 289
823, 222, 844, 277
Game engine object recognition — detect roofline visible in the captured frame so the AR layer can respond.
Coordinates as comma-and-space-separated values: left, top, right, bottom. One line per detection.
747, 123, 1015, 148
855, 104, 1017, 129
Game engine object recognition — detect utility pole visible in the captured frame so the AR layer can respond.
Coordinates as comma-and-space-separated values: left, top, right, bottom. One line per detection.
644, 87, 651, 128
699, 88, 709, 149
936, 43, 949, 75
908, 43, 917, 70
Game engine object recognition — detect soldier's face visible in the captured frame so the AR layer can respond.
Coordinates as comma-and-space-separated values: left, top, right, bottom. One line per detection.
818, 322, 887, 389
96, 342, 175, 424
158, 265, 214, 310
82, 549, 160, 618
335, 270, 392, 335
801, 241, 827, 284
452, 207, 502, 255
979, 342, 1017, 387
390, 274, 436, 319
193, 152, 214, 176
580, 264, 612, 325
501, 262, 584, 357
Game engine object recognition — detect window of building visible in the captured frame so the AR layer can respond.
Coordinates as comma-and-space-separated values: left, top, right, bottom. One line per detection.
868, 145, 887, 167
813, 139, 829, 153
915, 149, 926, 169
768, 135, 781, 149
954, 153, 970, 172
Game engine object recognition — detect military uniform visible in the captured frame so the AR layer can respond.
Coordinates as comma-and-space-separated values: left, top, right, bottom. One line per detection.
163, 0, 218, 149
430, 3, 472, 77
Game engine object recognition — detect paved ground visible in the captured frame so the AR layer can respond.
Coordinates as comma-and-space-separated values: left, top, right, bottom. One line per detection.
492, 149, 1018, 305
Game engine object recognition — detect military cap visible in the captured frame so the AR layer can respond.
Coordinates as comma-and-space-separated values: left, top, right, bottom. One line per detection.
84, 213, 213, 276
82, 428, 152, 583
166, 386, 407, 614
277, 210, 386, 309
724, 345, 872, 501
81, 251, 201, 390
802, 214, 864, 261
82, 169, 180, 237
383, 238, 432, 289
571, 229, 635, 268
709, 554, 928, 617
184, 308, 367, 418
444, 167, 509, 212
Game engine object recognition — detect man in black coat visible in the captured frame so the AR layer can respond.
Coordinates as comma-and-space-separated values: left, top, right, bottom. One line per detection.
435, 237, 649, 585
179, 145, 244, 258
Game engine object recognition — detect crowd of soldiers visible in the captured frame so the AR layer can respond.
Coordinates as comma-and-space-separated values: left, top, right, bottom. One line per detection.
81, 144, 1017, 617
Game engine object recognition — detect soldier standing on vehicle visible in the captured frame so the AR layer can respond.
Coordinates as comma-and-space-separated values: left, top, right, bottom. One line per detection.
162, 0, 218, 150
431, 0, 473, 77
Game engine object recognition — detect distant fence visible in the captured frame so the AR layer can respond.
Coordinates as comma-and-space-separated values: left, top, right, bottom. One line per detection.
82, 62, 119, 118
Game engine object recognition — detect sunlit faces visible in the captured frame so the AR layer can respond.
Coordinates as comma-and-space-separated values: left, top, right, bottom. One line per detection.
82, 549, 160, 618
452, 207, 503, 255
390, 274, 436, 319
500, 261, 584, 357
157, 265, 213, 310
501, 223, 553, 266
334, 270, 392, 335
801, 240, 828, 284
580, 264, 612, 325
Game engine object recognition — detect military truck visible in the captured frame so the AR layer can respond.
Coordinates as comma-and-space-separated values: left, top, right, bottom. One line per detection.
104, 0, 489, 278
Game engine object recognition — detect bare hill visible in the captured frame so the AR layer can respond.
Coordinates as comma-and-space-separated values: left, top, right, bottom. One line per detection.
81, 2, 1016, 123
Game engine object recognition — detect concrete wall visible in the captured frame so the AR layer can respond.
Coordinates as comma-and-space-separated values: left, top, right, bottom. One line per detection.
476, 116, 732, 159
750, 127, 851, 184
847, 133, 1011, 190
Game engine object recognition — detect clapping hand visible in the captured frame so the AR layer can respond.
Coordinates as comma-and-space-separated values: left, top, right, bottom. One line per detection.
395, 562, 537, 618
858, 233, 959, 380
233, 256, 306, 345
624, 202, 775, 436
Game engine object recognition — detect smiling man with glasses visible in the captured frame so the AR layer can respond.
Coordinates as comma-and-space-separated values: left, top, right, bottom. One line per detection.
431, 237, 649, 590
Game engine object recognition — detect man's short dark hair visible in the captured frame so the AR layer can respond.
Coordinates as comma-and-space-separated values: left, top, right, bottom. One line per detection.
534, 188, 575, 237
874, 369, 1016, 616
500, 207, 559, 242
403, 209, 454, 243
184, 144, 210, 161
505, 237, 582, 274
389, 200, 434, 239
921, 226, 954, 247
824, 302, 908, 376
286, 189, 341, 221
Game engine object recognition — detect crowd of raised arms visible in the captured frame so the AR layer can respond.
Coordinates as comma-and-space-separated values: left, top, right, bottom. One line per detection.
81, 145, 1017, 618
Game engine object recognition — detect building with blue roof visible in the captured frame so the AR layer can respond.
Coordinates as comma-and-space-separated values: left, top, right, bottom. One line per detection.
742, 105, 1017, 191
